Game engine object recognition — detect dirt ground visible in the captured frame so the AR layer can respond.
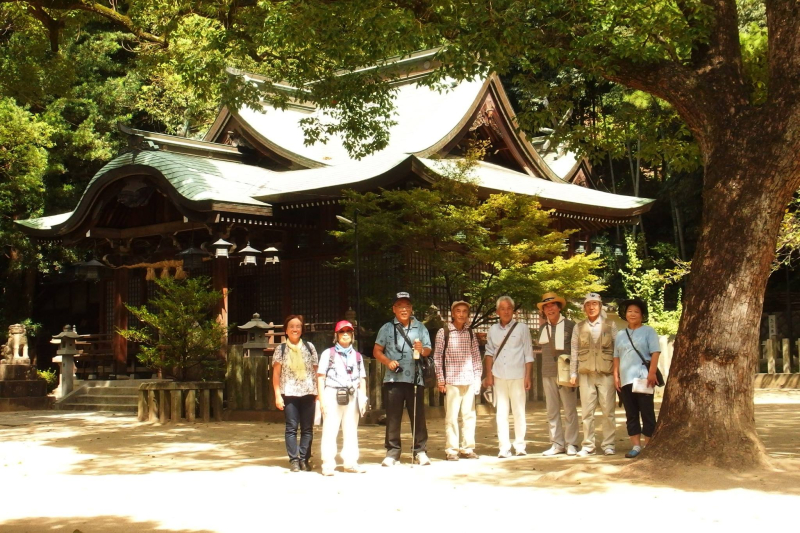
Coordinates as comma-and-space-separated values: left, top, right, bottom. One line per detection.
1, 390, 799, 532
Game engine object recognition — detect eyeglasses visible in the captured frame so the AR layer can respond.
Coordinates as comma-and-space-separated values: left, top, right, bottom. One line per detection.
394, 305, 412, 311
337, 329, 354, 334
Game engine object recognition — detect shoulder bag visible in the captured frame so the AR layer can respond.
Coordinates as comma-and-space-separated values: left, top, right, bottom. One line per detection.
625, 329, 665, 387
394, 322, 437, 388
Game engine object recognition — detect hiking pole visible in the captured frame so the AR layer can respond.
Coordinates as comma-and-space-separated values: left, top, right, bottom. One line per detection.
411, 353, 419, 469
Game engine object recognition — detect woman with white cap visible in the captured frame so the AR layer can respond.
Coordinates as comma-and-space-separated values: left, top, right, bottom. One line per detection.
317, 320, 368, 476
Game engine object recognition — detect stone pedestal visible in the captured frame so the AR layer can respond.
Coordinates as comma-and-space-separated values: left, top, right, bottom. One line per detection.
0, 363, 50, 412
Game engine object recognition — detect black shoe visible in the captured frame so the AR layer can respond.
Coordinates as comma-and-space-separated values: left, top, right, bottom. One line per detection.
290, 460, 300, 472
299, 459, 312, 471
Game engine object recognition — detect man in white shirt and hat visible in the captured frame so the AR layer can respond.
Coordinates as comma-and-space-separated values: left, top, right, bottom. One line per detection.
570, 293, 618, 456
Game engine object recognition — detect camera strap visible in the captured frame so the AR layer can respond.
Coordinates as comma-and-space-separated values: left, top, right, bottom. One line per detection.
393, 321, 416, 355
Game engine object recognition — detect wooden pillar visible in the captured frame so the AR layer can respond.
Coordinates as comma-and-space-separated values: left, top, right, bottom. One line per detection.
213, 258, 229, 357
281, 259, 292, 319
113, 268, 129, 374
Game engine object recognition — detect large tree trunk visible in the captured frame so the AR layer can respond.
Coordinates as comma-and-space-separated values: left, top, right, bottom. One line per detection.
646, 128, 800, 469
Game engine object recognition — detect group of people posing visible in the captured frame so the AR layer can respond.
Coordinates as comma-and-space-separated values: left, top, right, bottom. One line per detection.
271, 290, 662, 475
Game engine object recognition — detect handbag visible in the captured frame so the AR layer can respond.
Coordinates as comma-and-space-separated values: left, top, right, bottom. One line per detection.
544, 323, 575, 387
625, 328, 665, 387
394, 322, 436, 387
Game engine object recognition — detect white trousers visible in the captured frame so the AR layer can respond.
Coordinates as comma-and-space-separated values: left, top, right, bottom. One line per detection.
542, 376, 579, 448
320, 387, 360, 471
494, 377, 527, 454
578, 372, 617, 452
444, 383, 477, 454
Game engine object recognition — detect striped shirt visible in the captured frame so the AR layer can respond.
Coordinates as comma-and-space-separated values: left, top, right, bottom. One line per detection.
433, 323, 482, 386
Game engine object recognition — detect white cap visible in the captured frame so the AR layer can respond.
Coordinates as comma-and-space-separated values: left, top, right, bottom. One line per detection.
583, 293, 602, 306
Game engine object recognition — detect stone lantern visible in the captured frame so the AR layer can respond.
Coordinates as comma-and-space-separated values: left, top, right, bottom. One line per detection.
238, 313, 273, 357
52, 325, 80, 397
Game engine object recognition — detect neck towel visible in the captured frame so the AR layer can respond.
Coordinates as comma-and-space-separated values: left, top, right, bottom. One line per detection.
285, 340, 307, 380
538, 316, 565, 350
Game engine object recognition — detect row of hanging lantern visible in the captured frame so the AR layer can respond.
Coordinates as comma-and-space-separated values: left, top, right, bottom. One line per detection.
178, 238, 281, 269
564, 239, 624, 257
73, 236, 282, 280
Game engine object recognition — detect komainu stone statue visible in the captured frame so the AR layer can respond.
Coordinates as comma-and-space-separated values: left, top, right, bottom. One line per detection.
1, 324, 30, 365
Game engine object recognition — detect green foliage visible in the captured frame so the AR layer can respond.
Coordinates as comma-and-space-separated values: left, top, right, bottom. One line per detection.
37, 368, 58, 394
334, 146, 604, 327
119, 276, 225, 381
620, 233, 688, 336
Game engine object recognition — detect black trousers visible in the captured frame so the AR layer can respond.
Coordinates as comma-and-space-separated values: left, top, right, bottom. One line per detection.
619, 384, 656, 437
283, 394, 315, 462
384, 382, 427, 459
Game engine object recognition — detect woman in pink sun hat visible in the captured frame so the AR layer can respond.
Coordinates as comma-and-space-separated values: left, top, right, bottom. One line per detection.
316, 320, 368, 476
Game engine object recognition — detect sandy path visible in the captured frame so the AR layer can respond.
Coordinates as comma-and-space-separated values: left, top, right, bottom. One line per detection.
1, 390, 798, 532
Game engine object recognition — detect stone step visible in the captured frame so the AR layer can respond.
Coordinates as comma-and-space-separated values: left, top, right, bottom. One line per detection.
70, 395, 136, 405
57, 403, 137, 413
83, 387, 139, 397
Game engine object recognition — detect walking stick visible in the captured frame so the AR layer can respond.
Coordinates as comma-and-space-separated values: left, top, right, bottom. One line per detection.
411, 356, 419, 469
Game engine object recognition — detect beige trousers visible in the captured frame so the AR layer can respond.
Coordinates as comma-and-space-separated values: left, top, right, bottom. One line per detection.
320, 387, 360, 471
495, 377, 527, 454
542, 376, 579, 448
444, 383, 477, 455
578, 372, 617, 452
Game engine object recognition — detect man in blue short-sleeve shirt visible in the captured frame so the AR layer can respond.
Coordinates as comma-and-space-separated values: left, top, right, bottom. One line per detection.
374, 292, 432, 466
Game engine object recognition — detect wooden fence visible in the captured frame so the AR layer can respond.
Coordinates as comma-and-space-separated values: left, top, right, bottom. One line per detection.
224, 345, 489, 412
760, 337, 799, 374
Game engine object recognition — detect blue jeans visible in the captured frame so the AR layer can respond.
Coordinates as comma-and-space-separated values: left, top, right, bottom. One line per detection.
283, 394, 315, 462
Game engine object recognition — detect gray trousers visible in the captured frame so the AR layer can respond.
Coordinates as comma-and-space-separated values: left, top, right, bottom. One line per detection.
578, 372, 616, 452
542, 376, 579, 448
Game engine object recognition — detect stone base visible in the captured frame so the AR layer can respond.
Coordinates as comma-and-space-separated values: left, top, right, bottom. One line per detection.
0, 380, 47, 398
0, 364, 37, 381
754, 373, 800, 389
0, 396, 53, 412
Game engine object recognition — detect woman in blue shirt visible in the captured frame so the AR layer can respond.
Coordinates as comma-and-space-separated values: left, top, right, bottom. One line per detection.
613, 298, 661, 458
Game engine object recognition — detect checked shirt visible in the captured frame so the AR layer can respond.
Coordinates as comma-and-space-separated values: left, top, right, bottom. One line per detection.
433, 322, 482, 387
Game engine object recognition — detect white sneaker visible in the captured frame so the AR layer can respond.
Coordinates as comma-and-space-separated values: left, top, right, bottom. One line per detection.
382, 457, 397, 467
603, 448, 616, 456
542, 445, 566, 457
343, 464, 366, 473
515, 449, 527, 456
415, 452, 431, 466
497, 449, 512, 459
566, 445, 578, 456
577, 448, 595, 457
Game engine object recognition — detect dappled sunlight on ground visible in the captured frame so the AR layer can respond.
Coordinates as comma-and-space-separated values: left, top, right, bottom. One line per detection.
0, 390, 798, 531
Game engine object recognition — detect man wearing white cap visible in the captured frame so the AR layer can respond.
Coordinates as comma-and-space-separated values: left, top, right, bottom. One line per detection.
374, 292, 433, 466
570, 293, 618, 456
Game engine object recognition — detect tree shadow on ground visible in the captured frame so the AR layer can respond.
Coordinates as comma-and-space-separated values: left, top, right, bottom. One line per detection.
1, 395, 798, 497
0, 515, 213, 533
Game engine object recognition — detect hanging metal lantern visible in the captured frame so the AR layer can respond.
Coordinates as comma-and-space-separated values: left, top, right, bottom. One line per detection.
75, 259, 106, 281
239, 243, 260, 266
593, 244, 603, 255
177, 246, 208, 270
576, 240, 587, 254
212, 238, 233, 258
263, 246, 280, 265
614, 244, 624, 257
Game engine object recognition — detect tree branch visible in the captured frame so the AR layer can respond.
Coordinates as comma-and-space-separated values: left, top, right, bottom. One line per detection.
24, 4, 63, 52
765, 0, 800, 104
68, 1, 166, 47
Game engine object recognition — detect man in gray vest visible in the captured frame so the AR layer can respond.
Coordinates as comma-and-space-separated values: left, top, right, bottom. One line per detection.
571, 293, 617, 456
537, 292, 580, 456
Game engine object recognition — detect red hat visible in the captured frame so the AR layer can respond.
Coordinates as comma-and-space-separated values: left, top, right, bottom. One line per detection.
334, 320, 354, 332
